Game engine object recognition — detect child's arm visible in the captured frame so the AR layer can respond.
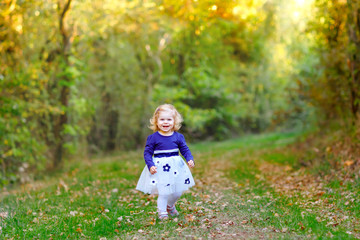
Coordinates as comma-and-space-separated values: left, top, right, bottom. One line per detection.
144, 135, 156, 172
178, 133, 195, 167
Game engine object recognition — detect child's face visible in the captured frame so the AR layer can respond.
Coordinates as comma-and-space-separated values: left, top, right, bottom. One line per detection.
157, 111, 175, 135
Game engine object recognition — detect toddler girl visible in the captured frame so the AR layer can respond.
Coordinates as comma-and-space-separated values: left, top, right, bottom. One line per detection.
136, 104, 195, 220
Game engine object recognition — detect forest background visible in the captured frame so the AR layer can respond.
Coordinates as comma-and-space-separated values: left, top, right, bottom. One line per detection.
1, 0, 359, 186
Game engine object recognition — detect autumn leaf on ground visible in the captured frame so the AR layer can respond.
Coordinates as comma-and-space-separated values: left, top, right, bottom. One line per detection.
0, 212, 8, 219
344, 160, 354, 167
58, 179, 69, 192
185, 214, 195, 222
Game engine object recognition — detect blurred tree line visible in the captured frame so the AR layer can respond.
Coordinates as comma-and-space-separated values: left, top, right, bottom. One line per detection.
304, 0, 360, 124
0, 0, 359, 185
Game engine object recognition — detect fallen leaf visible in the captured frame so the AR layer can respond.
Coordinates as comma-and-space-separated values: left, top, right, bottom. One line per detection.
70, 211, 78, 216
185, 214, 195, 222
58, 179, 69, 192
344, 160, 354, 167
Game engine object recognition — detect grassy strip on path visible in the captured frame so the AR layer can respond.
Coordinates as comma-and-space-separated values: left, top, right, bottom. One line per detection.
222, 134, 360, 240
0, 132, 359, 239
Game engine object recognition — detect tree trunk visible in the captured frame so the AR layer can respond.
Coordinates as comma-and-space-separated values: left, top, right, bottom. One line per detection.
135, 37, 165, 147
53, 0, 72, 168
347, 0, 360, 121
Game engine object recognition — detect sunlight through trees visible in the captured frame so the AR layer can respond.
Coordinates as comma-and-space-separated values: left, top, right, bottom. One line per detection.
1, 0, 359, 185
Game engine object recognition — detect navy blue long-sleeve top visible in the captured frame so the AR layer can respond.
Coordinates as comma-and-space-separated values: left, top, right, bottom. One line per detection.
144, 131, 194, 170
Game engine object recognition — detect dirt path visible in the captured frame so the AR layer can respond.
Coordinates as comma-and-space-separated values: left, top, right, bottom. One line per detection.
171, 143, 359, 239
173, 151, 298, 239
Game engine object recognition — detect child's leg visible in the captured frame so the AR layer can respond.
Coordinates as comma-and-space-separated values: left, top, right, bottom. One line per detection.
167, 191, 182, 207
167, 191, 182, 216
157, 194, 169, 216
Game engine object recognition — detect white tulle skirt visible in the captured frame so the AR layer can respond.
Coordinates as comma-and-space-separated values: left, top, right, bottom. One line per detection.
136, 155, 195, 195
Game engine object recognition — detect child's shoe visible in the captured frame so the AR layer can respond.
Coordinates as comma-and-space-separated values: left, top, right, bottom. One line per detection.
167, 205, 179, 216
158, 212, 169, 220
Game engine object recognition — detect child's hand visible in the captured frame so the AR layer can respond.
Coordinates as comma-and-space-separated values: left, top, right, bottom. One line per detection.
188, 160, 195, 168
150, 166, 157, 174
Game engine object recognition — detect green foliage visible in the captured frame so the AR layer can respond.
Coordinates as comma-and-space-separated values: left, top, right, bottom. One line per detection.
152, 65, 235, 140
0, 68, 47, 185
0, 0, 92, 185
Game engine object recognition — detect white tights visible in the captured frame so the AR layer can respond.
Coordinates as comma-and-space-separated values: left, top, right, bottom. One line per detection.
157, 191, 182, 213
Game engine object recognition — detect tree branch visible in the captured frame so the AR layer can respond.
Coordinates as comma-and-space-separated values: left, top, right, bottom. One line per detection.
59, 0, 72, 55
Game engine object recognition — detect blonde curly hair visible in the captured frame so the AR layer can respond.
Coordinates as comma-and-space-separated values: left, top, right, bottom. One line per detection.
149, 104, 183, 132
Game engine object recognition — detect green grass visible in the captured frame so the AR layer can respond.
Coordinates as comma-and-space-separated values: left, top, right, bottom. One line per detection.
1, 131, 359, 239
